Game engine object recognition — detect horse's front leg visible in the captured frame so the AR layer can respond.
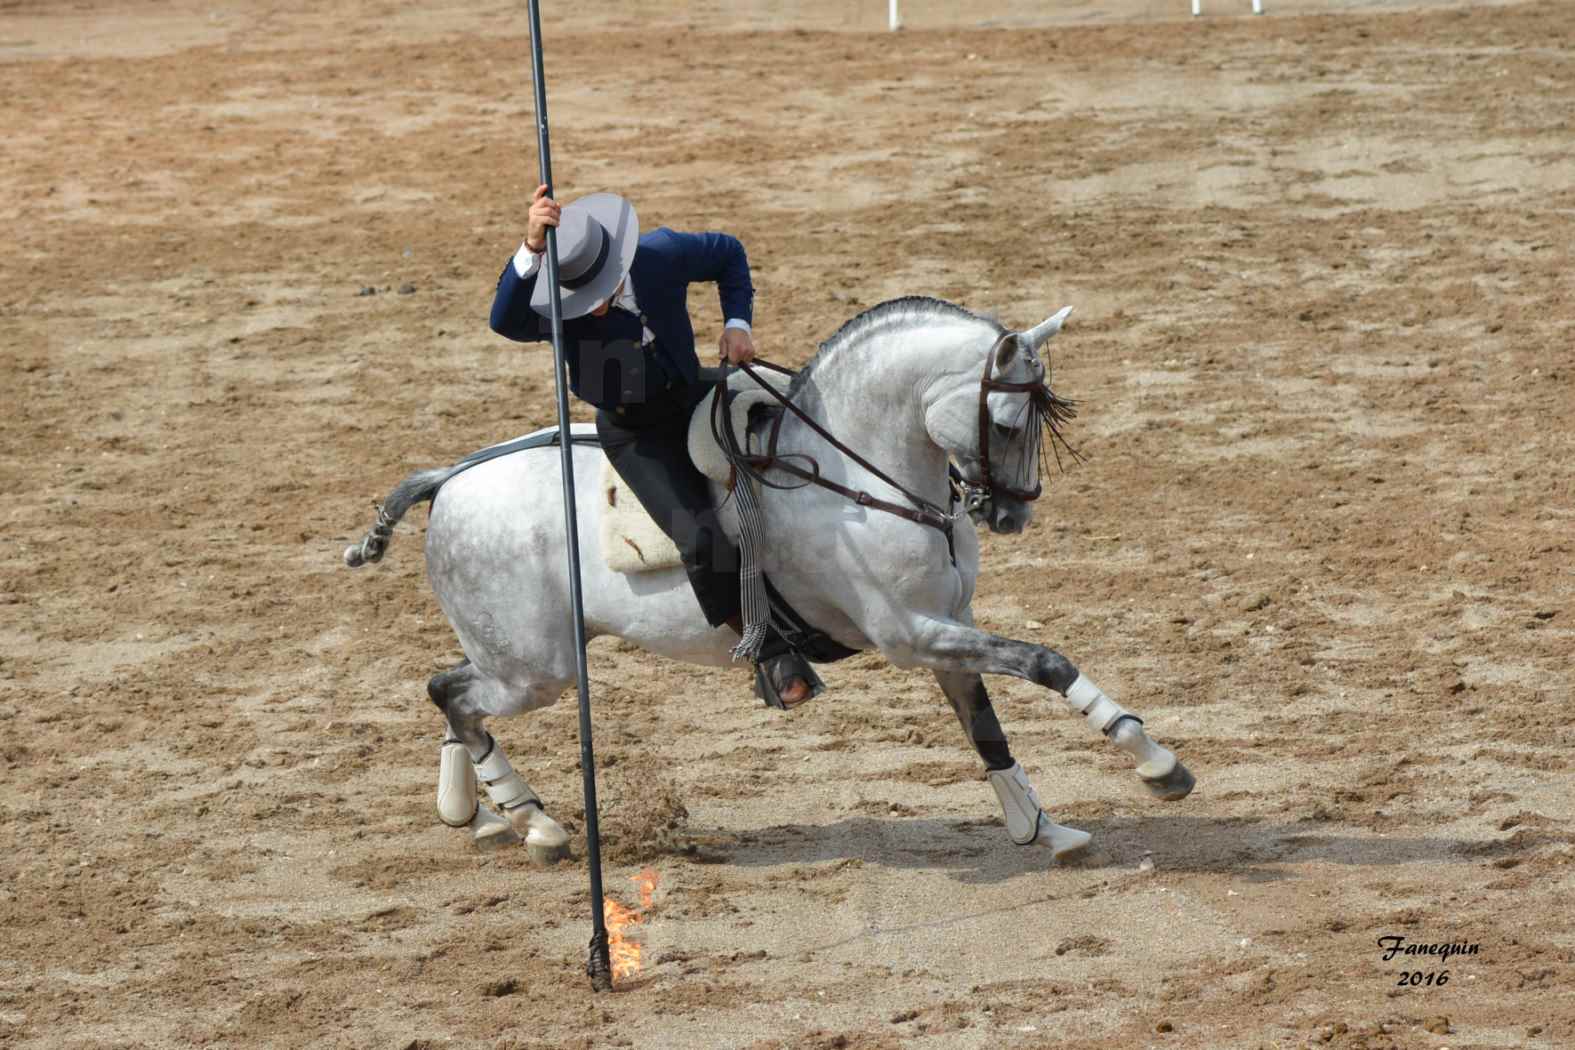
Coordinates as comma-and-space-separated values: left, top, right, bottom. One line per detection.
904, 619, 1195, 802
934, 669, 1092, 861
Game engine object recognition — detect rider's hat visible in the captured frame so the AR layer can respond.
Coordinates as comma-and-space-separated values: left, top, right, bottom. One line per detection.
530, 192, 640, 319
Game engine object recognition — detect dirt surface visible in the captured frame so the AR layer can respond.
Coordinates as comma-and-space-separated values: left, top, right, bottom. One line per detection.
2, 1, 1572, 1047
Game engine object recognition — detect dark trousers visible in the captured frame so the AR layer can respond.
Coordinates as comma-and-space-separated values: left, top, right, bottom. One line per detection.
596, 398, 741, 628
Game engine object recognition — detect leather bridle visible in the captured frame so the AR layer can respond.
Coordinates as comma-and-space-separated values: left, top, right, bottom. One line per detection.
974, 332, 1047, 503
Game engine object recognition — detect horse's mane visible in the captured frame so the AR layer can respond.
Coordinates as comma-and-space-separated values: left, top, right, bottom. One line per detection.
791, 296, 1004, 395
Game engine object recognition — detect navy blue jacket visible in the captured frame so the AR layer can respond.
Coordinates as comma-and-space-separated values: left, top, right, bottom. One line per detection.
489, 228, 754, 412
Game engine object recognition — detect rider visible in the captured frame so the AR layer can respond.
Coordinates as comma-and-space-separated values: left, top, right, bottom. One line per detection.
489, 185, 815, 708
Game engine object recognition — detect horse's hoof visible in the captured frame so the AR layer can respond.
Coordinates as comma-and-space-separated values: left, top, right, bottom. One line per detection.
475, 826, 522, 852
1141, 760, 1195, 802
470, 806, 521, 852
509, 804, 572, 864
527, 838, 571, 865
1038, 816, 1092, 862
524, 822, 572, 864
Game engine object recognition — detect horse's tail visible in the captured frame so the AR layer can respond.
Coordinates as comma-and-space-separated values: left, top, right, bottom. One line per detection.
342, 466, 453, 568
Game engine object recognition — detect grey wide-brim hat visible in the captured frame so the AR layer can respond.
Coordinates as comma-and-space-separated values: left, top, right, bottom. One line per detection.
530, 192, 640, 319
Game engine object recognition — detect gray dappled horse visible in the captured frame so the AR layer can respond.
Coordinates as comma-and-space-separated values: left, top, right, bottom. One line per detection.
344, 298, 1194, 862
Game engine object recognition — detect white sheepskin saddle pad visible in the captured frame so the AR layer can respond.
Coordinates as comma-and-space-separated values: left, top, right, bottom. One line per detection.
599, 369, 792, 575
598, 460, 684, 574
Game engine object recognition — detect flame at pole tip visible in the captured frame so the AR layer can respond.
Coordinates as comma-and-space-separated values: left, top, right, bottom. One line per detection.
603, 868, 660, 981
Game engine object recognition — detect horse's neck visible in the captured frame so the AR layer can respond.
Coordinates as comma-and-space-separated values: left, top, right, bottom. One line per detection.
787, 322, 978, 500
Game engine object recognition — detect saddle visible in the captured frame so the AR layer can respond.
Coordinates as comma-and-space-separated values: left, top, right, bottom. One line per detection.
451, 377, 789, 576
599, 369, 791, 574
685, 367, 794, 487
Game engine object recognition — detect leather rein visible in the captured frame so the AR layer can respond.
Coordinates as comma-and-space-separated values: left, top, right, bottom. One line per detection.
713, 359, 958, 538
713, 332, 1066, 542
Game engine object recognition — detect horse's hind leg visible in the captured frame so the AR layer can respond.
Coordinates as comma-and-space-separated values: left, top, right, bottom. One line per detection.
933, 670, 1091, 861
428, 661, 516, 851
428, 660, 572, 862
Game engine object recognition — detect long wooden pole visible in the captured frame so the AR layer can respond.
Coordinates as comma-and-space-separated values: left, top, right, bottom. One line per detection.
525, 0, 613, 993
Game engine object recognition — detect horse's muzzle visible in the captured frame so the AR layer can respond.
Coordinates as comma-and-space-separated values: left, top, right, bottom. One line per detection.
984, 495, 1034, 534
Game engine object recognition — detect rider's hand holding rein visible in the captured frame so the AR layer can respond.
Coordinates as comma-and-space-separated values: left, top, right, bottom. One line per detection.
720, 325, 756, 365
524, 183, 560, 253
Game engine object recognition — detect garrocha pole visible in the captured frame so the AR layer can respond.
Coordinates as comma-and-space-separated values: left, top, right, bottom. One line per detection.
525, 0, 614, 993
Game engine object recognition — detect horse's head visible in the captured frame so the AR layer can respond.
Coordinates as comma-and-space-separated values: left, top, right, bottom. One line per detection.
924, 307, 1078, 535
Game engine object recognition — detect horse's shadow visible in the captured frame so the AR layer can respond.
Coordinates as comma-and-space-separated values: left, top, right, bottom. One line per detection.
686, 814, 1513, 886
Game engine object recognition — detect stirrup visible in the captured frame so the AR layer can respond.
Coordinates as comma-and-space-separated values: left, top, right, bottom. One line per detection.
753, 651, 826, 711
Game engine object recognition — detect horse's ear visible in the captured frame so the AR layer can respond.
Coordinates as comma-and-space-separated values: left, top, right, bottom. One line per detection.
1024, 306, 1074, 353
996, 333, 1023, 368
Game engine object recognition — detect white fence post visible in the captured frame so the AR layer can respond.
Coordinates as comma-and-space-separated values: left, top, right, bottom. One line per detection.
889, 0, 900, 31
1193, 0, 1265, 14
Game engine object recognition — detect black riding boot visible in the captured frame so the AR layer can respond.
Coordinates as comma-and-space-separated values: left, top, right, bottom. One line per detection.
597, 404, 824, 708
724, 614, 822, 710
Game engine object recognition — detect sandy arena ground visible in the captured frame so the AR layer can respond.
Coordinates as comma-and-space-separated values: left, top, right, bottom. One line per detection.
2, 1, 1572, 1047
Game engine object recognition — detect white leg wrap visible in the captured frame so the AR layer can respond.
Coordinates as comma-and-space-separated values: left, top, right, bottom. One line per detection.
1066, 673, 1135, 735
473, 738, 541, 812
437, 741, 479, 827
987, 762, 1092, 858
1068, 675, 1174, 776
988, 762, 1047, 845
